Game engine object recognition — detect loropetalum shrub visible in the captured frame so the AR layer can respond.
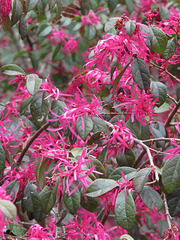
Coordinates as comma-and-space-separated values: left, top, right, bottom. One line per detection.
0, 0, 180, 239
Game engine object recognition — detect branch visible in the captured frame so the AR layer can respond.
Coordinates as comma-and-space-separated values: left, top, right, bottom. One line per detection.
164, 100, 180, 128
163, 193, 172, 229
142, 137, 180, 143
150, 61, 180, 84
133, 138, 159, 181
16, 122, 50, 165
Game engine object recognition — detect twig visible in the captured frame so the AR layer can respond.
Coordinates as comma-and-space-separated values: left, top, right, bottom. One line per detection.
150, 61, 180, 84
142, 137, 180, 143
133, 138, 159, 181
164, 100, 180, 128
17, 122, 50, 164
163, 193, 172, 229
167, 94, 178, 105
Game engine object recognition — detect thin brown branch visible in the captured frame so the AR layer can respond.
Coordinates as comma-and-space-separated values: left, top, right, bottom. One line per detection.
142, 137, 180, 143
164, 100, 180, 128
163, 193, 172, 229
16, 122, 50, 165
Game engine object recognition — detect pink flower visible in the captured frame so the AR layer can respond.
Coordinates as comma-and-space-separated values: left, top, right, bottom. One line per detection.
81, 10, 101, 27
0, 0, 12, 23
27, 224, 54, 239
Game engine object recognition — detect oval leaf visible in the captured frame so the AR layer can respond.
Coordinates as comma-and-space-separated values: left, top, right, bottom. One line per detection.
150, 81, 167, 107
133, 168, 152, 193
0, 200, 17, 220
140, 186, 164, 211
161, 36, 178, 60
26, 74, 42, 95
115, 190, 135, 231
162, 155, 180, 193
0, 64, 25, 76
132, 57, 150, 92
0, 144, 6, 174
76, 114, 93, 141
86, 179, 119, 197
117, 148, 135, 167
125, 21, 136, 37
149, 26, 168, 54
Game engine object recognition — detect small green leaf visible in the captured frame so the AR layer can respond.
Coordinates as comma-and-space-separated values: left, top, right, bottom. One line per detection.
76, 114, 93, 141
126, 117, 141, 139
140, 186, 164, 211
56, 0, 62, 19
6, 180, 20, 200
22, 183, 42, 221
0, 144, 5, 174
26, 0, 39, 11
86, 179, 119, 197
30, 91, 51, 124
109, 167, 137, 181
52, 43, 66, 62
161, 36, 178, 60
80, 194, 98, 212
49, 100, 66, 128
149, 26, 168, 54
92, 116, 108, 134
19, 16, 28, 40
40, 180, 59, 214
11, 0, 23, 26
49, 0, 56, 8
26, 74, 42, 95
0, 64, 25, 76
133, 168, 152, 193
10, 221, 27, 237
115, 190, 135, 231
132, 57, 150, 92
117, 148, 135, 167
36, 158, 49, 190
38, 24, 52, 37
104, 17, 120, 32
125, 0, 134, 14
20, 96, 33, 115
150, 81, 167, 107
63, 183, 81, 214
113, 60, 132, 96
84, 25, 96, 41
125, 21, 136, 37
151, 122, 166, 148
0, 200, 17, 220
159, 6, 169, 20
98, 147, 108, 164
107, 0, 119, 12
162, 155, 180, 193
167, 185, 180, 217
119, 235, 134, 240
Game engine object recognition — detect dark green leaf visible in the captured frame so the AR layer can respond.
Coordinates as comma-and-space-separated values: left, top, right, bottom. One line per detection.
52, 44, 65, 62
92, 117, 108, 134
109, 167, 137, 181
87, 132, 101, 145
150, 81, 167, 107
19, 16, 28, 40
20, 96, 33, 115
140, 186, 164, 211
56, 0, 62, 19
0, 64, 25, 76
6, 180, 20, 200
30, 91, 51, 123
162, 155, 180, 193
86, 179, 119, 197
84, 25, 96, 41
113, 60, 132, 96
26, 0, 39, 11
151, 123, 165, 148
81, 194, 98, 212
0, 144, 5, 174
107, 0, 119, 12
11, 0, 23, 26
125, 21, 136, 37
126, 117, 141, 139
49, 100, 66, 128
87, 158, 106, 178
149, 26, 168, 54
49, 0, 56, 8
98, 146, 108, 164
30, 52, 39, 71
161, 36, 178, 60
115, 190, 135, 231
10, 221, 27, 236
76, 114, 93, 141
22, 183, 42, 221
117, 148, 135, 167
26, 74, 42, 95
63, 183, 81, 214
159, 6, 169, 20
140, 124, 151, 145
2, 16, 11, 31
133, 168, 152, 193
125, 0, 134, 14
39, 181, 59, 215
36, 158, 49, 190
132, 57, 150, 92
167, 185, 180, 217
